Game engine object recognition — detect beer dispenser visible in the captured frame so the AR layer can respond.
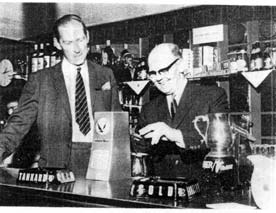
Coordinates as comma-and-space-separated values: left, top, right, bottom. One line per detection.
86, 111, 131, 181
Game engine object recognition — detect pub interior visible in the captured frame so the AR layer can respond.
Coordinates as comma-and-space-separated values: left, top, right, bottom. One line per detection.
0, 2, 276, 209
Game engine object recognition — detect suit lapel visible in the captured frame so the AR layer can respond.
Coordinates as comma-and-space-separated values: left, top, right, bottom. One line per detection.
172, 83, 194, 128
52, 63, 72, 121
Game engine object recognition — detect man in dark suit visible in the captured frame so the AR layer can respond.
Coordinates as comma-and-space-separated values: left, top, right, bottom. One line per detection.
0, 14, 121, 176
132, 43, 228, 178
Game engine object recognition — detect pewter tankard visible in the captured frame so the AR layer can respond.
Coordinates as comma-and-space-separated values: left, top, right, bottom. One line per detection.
193, 113, 238, 189
193, 113, 233, 158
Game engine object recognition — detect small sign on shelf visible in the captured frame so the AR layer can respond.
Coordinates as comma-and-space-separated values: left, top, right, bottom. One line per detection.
192, 24, 224, 45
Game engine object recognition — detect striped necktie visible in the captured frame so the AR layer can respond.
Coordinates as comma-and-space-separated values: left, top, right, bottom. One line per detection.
75, 67, 91, 135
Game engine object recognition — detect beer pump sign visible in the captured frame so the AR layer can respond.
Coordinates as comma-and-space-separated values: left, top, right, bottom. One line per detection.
86, 112, 131, 181
95, 117, 111, 138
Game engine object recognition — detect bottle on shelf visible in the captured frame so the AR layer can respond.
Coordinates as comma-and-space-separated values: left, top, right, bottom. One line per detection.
254, 41, 263, 71
228, 50, 238, 73
50, 46, 57, 67
55, 50, 62, 64
37, 43, 44, 71
23, 45, 32, 80
263, 41, 273, 70
236, 48, 248, 72
24, 53, 30, 80
271, 47, 276, 69
44, 42, 51, 68
31, 43, 39, 73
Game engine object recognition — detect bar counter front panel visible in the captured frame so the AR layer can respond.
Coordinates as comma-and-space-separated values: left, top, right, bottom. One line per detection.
0, 169, 256, 208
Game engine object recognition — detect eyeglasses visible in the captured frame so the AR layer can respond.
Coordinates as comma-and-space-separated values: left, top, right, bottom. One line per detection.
148, 58, 179, 80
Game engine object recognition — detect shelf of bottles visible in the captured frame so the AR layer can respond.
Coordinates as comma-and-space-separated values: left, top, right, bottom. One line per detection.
14, 42, 62, 81
187, 40, 276, 81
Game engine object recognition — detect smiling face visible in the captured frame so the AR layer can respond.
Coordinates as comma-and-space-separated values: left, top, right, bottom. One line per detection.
155, 66, 179, 95
55, 20, 89, 66
148, 44, 182, 95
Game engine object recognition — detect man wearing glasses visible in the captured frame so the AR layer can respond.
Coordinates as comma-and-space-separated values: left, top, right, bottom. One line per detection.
132, 43, 228, 177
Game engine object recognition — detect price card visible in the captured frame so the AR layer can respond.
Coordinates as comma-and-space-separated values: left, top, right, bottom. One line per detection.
90, 150, 110, 170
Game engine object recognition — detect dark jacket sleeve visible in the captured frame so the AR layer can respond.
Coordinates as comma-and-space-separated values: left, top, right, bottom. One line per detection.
208, 86, 229, 113
0, 72, 39, 161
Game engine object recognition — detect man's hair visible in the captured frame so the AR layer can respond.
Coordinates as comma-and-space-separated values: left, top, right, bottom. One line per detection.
53, 14, 88, 41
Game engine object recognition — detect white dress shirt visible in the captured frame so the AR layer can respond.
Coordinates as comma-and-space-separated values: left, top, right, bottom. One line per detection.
62, 58, 94, 143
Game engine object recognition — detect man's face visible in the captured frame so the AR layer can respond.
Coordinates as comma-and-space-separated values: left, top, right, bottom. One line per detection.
55, 20, 89, 66
148, 58, 180, 95
125, 56, 133, 67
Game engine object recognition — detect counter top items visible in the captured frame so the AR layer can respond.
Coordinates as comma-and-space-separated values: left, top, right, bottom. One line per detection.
130, 176, 200, 200
193, 113, 236, 183
193, 112, 256, 190
17, 167, 75, 184
0, 169, 256, 208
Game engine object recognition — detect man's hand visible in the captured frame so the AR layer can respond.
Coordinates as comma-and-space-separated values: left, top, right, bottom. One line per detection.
138, 122, 185, 148
2, 153, 13, 166
0, 153, 13, 168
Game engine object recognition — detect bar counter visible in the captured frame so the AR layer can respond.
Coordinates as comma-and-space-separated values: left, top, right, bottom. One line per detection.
0, 169, 257, 208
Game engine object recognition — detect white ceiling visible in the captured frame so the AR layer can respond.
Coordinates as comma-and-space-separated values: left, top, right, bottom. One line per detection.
0, 2, 188, 40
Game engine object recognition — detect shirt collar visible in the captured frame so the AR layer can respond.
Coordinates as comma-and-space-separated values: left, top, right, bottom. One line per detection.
62, 58, 87, 72
166, 78, 188, 105
174, 78, 187, 104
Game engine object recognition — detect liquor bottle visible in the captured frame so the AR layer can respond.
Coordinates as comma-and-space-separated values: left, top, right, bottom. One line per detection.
31, 43, 39, 73
250, 43, 256, 71
37, 43, 44, 70
50, 46, 57, 67
44, 43, 51, 68
271, 47, 276, 69
23, 45, 31, 79
236, 48, 248, 71
254, 41, 263, 71
263, 41, 273, 70
24, 53, 30, 80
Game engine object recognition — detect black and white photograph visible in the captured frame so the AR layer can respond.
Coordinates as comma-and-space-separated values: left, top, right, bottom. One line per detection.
0, 0, 275, 210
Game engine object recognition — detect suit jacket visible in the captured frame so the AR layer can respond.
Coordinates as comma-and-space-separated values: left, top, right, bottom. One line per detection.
135, 82, 228, 164
0, 60, 121, 169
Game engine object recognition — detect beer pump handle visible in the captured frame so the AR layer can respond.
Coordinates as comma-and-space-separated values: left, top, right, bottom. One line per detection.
192, 115, 209, 145
231, 123, 256, 142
